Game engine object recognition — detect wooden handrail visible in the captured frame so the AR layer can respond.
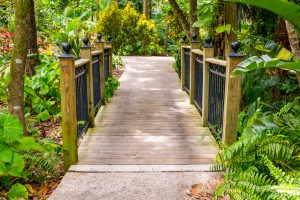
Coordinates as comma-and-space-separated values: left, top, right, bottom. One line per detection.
75, 59, 90, 68
192, 49, 203, 55
205, 58, 227, 66
91, 50, 102, 55
181, 38, 242, 145
59, 34, 113, 171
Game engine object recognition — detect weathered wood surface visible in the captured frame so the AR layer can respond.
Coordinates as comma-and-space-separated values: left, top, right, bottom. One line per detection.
77, 56, 218, 165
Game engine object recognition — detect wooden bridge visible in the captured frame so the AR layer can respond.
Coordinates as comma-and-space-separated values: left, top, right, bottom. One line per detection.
50, 34, 243, 199
76, 56, 218, 166
57, 34, 242, 171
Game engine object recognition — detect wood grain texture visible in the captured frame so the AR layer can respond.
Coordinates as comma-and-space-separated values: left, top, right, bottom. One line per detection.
59, 57, 78, 171
202, 48, 214, 127
77, 56, 218, 165
222, 56, 242, 145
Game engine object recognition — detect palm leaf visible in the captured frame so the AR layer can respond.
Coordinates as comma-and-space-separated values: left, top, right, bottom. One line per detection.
232, 56, 300, 77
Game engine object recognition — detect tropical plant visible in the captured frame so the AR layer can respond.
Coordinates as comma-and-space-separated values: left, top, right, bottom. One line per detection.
214, 98, 300, 199
24, 54, 61, 121
104, 76, 120, 103
0, 113, 62, 199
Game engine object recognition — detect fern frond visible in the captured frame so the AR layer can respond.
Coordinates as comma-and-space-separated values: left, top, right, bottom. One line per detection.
263, 156, 296, 185
258, 142, 294, 160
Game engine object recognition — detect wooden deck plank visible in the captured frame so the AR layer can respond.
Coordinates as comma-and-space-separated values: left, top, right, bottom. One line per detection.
77, 56, 218, 165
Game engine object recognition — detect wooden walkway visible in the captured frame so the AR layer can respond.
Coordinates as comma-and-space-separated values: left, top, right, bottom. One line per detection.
77, 56, 218, 165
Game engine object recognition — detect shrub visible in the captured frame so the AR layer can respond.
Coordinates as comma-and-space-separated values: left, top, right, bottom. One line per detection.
95, 3, 157, 55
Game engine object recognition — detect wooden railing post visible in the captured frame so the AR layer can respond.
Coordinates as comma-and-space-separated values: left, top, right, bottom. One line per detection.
181, 35, 188, 91
222, 42, 243, 145
94, 34, 105, 104
189, 34, 200, 104
106, 36, 113, 75
202, 37, 214, 127
59, 43, 78, 172
80, 36, 95, 127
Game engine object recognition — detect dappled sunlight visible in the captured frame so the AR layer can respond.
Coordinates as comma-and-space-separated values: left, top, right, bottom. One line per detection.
133, 135, 170, 143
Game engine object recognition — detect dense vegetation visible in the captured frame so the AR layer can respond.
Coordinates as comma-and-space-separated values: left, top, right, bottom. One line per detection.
0, 0, 300, 199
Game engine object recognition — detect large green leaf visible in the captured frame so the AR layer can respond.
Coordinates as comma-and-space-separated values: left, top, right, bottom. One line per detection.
6, 153, 25, 177
216, 24, 231, 34
226, 0, 300, 31
18, 137, 46, 152
192, 15, 213, 28
0, 161, 7, 176
232, 55, 300, 77
7, 183, 28, 200
0, 114, 23, 142
0, 141, 13, 163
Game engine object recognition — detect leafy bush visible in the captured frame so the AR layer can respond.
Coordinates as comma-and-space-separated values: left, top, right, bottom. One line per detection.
112, 54, 124, 69
104, 76, 120, 103
95, 3, 157, 55
24, 54, 61, 121
214, 98, 300, 199
0, 113, 62, 199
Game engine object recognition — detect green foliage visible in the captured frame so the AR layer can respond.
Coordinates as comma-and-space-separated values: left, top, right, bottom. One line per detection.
7, 183, 28, 200
95, 3, 158, 55
24, 54, 61, 121
104, 76, 120, 103
0, 113, 62, 199
0, 58, 10, 102
232, 55, 300, 77
52, 6, 94, 58
170, 44, 181, 77
214, 98, 300, 199
193, 0, 219, 38
112, 54, 124, 69
227, 0, 300, 32
216, 24, 231, 34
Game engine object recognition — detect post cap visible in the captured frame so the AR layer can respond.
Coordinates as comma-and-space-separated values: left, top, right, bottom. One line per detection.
182, 35, 187, 42
191, 33, 198, 42
203, 37, 214, 48
81, 36, 91, 48
59, 42, 74, 59
107, 36, 112, 42
97, 34, 102, 42
228, 41, 243, 57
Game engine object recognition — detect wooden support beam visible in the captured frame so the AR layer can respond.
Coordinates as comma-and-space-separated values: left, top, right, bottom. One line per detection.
80, 37, 95, 127
59, 43, 78, 172
222, 42, 243, 145
189, 39, 200, 105
202, 38, 214, 127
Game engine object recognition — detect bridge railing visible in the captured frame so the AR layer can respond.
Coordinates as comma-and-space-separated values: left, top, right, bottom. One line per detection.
181, 36, 242, 145
58, 34, 113, 171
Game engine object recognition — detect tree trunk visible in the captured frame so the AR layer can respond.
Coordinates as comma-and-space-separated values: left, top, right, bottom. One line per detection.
224, 2, 238, 56
167, 0, 191, 40
189, 0, 199, 38
7, 0, 30, 133
285, 20, 300, 88
25, 0, 39, 77
143, 0, 149, 19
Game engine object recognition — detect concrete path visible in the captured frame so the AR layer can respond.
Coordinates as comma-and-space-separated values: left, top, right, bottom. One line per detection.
49, 56, 219, 200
